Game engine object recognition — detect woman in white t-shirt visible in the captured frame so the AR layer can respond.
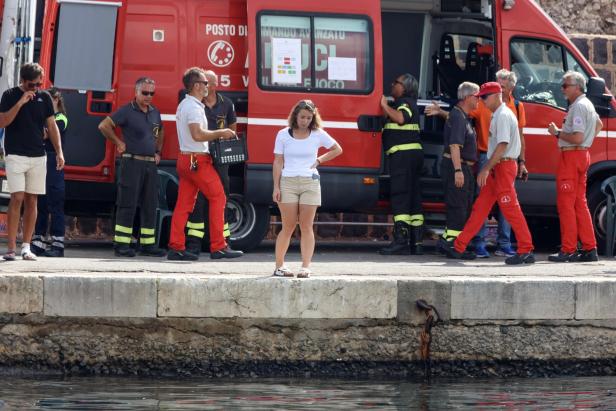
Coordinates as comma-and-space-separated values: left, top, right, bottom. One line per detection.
272, 100, 342, 278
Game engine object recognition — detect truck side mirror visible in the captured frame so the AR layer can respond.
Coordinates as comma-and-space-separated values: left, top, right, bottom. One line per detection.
586, 77, 613, 117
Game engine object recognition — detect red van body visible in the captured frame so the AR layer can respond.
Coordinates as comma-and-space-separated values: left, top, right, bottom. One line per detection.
1, 0, 614, 250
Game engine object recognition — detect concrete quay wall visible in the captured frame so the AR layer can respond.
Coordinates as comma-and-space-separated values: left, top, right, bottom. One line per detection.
2, 274, 616, 377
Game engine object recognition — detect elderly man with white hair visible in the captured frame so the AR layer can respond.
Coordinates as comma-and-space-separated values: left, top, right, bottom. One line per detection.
437, 82, 480, 252
547, 71, 603, 263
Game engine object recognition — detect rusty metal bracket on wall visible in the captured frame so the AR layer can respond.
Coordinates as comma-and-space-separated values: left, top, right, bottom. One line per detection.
416, 299, 441, 380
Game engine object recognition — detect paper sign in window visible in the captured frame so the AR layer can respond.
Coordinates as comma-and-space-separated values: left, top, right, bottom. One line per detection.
327, 57, 357, 81
271, 38, 302, 84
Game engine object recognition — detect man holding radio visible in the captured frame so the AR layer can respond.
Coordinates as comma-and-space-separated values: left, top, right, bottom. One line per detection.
185, 70, 238, 255
168, 67, 243, 261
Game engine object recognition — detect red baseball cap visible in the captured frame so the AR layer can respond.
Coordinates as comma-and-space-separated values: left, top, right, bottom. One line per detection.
475, 81, 502, 97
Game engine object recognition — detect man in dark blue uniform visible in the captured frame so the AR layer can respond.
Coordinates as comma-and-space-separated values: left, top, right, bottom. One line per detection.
185, 70, 238, 255
379, 73, 424, 255
98, 77, 166, 257
437, 82, 480, 252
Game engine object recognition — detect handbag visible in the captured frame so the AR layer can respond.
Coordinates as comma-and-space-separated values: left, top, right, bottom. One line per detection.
209, 132, 248, 165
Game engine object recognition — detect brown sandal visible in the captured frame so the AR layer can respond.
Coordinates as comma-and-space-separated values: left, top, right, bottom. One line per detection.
297, 267, 312, 278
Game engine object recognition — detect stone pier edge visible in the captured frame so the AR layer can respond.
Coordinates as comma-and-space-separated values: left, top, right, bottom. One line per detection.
1, 275, 615, 322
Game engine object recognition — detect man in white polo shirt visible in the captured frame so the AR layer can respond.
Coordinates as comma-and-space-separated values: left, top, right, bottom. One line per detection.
167, 67, 243, 261
547, 71, 602, 262
442, 82, 534, 265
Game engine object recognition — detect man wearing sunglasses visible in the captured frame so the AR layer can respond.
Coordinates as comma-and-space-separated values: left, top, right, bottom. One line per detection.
547, 71, 603, 262
185, 70, 237, 255
0, 63, 64, 261
442, 82, 535, 265
98, 77, 166, 258
167, 67, 242, 261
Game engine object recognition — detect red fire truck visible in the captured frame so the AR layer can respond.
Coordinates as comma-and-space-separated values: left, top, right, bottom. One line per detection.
1, 0, 614, 251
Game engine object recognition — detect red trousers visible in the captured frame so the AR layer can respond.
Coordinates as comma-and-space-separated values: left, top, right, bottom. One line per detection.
556, 150, 596, 253
169, 153, 227, 252
455, 160, 534, 254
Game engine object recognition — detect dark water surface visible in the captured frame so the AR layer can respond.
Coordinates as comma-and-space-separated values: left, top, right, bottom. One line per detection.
0, 376, 615, 410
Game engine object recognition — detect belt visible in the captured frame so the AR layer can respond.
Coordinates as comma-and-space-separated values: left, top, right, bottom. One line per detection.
180, 151, 210, 156
560, 146, 588, 151
498, 157, 517, 163
385, 143, 422, 155
122, 153, 156, 162
442, 152, 475, 166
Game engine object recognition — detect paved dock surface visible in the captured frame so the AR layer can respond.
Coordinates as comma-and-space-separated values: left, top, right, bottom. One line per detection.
0, 241, 614, 279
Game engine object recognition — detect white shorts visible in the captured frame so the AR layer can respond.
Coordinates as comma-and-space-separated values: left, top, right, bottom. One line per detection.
5, 154, 47, 194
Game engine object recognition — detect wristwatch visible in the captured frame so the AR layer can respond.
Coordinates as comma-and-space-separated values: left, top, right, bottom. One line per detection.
454, 169, 463, 173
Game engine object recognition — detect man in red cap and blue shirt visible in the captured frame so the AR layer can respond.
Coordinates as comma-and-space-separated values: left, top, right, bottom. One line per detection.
441, 82, 535, 265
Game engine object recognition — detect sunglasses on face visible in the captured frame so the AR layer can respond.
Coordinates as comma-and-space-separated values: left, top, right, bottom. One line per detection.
195, 80, 209, 86
561, 83, 576, 89
392, 80, 404, 86
480, 94, 491, 100
25, 82, 42, 89
141, 91, 155, 97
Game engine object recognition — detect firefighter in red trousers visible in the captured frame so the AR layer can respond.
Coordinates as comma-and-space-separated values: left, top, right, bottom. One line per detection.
442, 82, 535, 265
547, 71, 603, 262
167, 67, 243, 261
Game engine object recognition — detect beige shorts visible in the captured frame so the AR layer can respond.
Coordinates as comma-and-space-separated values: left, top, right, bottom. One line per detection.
4, 154, 47, 194
280, 176, 321, 206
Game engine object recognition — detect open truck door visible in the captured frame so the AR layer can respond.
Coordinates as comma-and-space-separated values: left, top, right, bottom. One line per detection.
34, 0, 122, 214
495, 0, 616, 247
245, 0, 384, 212
495, 0, 613, 206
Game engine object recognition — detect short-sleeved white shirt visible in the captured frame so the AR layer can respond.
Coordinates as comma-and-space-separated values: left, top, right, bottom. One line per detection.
176, 94, 209, 153
560, 94, 599, 148
487, 103, 521, 160
273, 127, 336, 177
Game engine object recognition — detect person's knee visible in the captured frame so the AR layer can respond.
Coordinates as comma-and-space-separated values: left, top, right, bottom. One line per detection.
298, 219, 315, 234
280, 222, 297, 235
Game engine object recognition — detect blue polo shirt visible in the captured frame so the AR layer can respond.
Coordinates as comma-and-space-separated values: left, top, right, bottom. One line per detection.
204, 93, 237, 130
110, 101, 162, 156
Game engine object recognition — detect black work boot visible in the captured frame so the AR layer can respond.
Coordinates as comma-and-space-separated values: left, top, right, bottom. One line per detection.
114, 245, 136, 258
167, 248, 199, 261
410, 225, 424, 255
577, 248, 599, 262
505, 252, 536, 265
44, 246, 64, 257
210, 247, 243, 259
185, 236, 202, 256
440, 239, 477, 260
548, 250, 576, 263
31, 235, 47, 256
379, 222, 411, 255
139, 245, 167, 257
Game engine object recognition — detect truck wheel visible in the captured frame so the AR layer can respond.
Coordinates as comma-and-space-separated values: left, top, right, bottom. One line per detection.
587, 181, 607, 254
227, 193, 270, 252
